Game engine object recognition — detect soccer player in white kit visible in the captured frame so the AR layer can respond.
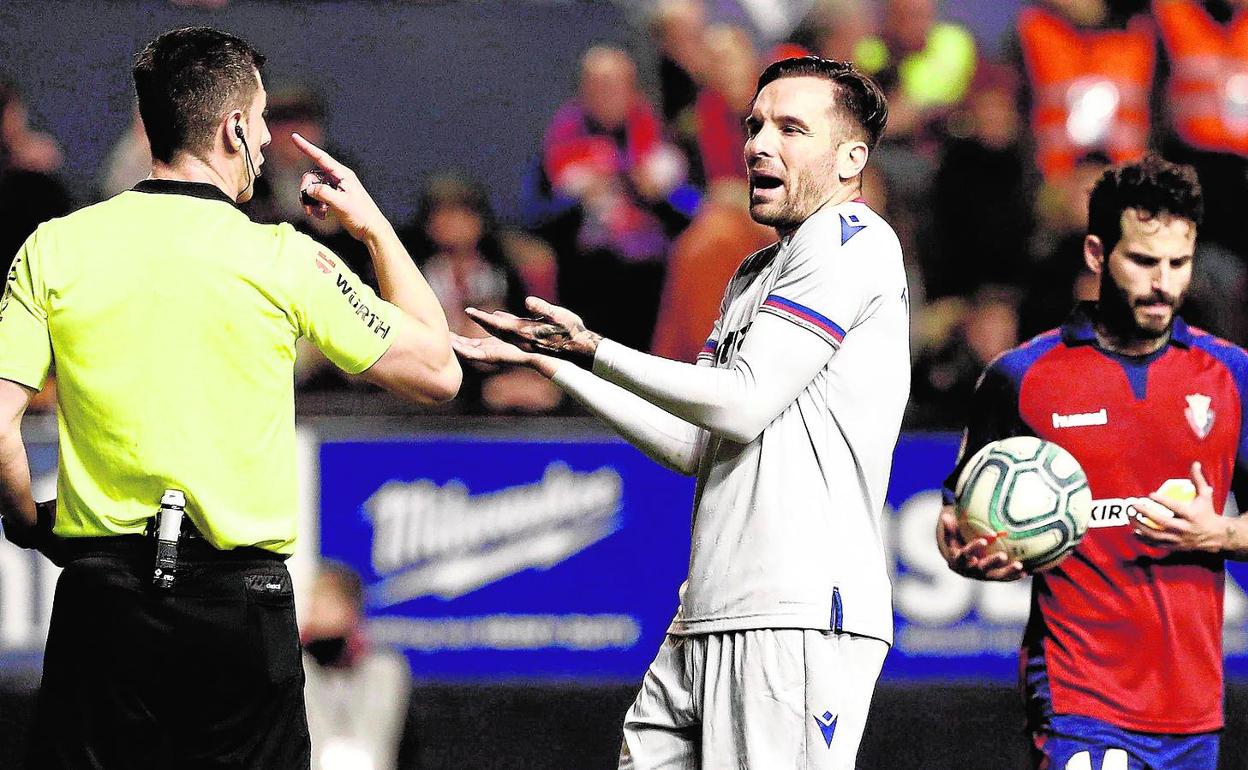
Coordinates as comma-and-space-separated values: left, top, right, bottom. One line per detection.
455, 57, 909, 769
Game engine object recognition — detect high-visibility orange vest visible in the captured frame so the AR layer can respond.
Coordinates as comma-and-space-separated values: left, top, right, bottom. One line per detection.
1154, 0, 1248, 155
1018, 8, 1155, 178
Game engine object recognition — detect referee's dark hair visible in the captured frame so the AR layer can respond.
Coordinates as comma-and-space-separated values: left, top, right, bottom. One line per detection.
1088, 154, 1204, 257
132, 27, 266, 164
752, 57, 888, 150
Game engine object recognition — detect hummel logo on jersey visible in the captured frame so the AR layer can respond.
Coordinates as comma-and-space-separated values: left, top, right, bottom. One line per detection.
1052, 409, 1108, 429
1185, 394, 1214, 439
814, 711, 838, 748
840, 213, 866, 244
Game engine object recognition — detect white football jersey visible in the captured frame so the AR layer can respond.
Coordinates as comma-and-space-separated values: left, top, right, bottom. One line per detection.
670, 199, 910, 644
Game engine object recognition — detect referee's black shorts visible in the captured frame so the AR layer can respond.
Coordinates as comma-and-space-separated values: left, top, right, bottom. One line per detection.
26, 536, 311, 770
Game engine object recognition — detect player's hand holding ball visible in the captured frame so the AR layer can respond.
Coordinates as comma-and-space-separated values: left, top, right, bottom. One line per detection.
937, 507, 1027, 581
950, 436, 1092, 575
1131, 462, 1222, 552
291, 132, 388, 242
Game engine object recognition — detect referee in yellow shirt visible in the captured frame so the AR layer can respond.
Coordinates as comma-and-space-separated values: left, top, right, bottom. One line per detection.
0, 27, 460, 768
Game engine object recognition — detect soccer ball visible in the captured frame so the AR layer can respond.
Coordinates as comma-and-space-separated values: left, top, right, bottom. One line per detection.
955, 436, 1092, 573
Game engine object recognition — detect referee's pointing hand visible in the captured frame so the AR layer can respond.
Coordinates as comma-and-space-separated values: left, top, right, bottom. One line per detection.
292, 132, 387, 243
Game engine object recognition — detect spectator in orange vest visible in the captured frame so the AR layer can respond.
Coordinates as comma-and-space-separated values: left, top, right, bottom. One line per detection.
1014, 0, 1157, 179
1155, 0, 1248, 257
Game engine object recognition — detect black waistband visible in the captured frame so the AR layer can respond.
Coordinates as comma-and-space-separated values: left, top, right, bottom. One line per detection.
57, 535, 287, 564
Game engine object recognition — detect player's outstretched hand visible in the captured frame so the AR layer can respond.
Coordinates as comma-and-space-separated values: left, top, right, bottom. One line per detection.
465, 297, 602, 367
291, 132, 388, 242
1131, 461, 1222, 552
937, 506, 1026, 581
451, 333, 560, 377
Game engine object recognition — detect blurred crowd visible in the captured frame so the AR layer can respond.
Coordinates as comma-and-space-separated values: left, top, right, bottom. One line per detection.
6, 0, 1248, 430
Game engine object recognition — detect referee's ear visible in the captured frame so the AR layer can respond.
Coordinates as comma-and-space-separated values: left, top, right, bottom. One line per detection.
223, 110, 246, 153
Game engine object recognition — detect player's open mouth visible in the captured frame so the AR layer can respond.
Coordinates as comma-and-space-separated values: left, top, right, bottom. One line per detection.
750, 172, 784, 203
750, 173, 783, 190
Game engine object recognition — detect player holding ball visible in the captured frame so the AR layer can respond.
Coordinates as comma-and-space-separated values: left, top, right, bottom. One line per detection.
937, 155, 1248, 770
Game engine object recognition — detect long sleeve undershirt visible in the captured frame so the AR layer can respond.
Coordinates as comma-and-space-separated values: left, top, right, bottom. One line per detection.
547, 312, 835, 465
550, 361, 706, 475
591, 313, 835, 445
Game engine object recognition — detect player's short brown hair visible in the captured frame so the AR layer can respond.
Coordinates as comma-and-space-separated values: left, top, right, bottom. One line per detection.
753, 56, 888, 149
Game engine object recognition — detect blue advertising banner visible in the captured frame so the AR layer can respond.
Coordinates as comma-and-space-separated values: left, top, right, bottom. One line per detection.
322, 433, 1248, 683
7, 429, 1247, 682
319, 439, 695, 681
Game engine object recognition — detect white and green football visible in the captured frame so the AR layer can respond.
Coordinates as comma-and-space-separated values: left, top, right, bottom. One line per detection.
955, 436, 1093, 573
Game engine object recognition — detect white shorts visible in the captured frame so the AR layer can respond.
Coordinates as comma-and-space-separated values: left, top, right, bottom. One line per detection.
619, 629, 888, 770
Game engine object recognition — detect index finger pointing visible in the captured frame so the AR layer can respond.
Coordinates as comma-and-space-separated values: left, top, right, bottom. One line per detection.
291, 132, 342, 174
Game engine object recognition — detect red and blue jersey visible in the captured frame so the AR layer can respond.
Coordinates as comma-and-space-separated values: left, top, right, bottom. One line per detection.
949, 303, 1248, 734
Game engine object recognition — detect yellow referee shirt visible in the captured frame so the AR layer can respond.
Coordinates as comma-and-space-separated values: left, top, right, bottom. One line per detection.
0, 179, 402, 554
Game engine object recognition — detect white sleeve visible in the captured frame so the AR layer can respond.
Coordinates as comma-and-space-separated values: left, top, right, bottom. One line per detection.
754, 212, 882, 349
550, 360, 707, 476
590, 219, 887, 445
593, 312, 834, 445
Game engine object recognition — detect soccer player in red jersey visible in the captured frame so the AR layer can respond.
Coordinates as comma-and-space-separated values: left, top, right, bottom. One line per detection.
937, 155, 1248, 769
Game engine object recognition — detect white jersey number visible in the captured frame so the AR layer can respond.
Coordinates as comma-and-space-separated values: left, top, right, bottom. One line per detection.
1066, 749, 1128, 770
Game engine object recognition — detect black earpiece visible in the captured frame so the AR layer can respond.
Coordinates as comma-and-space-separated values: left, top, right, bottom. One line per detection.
234, 122, 258, 200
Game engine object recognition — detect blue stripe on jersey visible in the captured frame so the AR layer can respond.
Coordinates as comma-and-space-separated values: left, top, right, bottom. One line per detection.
831, 586, 844, 633
762, 295, 847, 341
1096, 345, 1168, 400
1190, 333, 1248, 469
993, 330, 1064, 390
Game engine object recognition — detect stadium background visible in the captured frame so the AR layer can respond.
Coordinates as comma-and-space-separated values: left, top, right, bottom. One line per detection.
2, 1, 1248, 768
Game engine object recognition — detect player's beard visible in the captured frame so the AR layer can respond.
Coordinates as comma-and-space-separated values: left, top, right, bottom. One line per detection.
1097, 267, 1181, 342
750, 150, 839, 232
